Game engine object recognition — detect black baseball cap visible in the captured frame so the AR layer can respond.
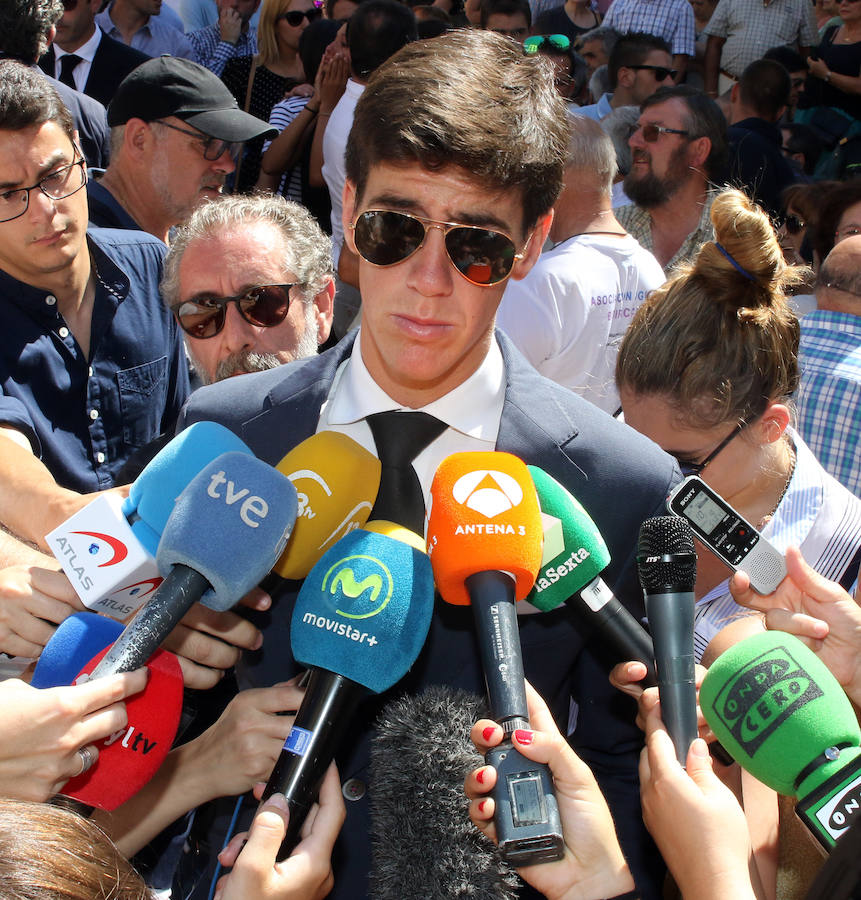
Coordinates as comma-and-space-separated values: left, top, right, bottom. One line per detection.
107, 57, 275, 142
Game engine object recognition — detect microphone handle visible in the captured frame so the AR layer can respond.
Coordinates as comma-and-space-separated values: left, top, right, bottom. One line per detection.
573, 578, 657, 687
645, 589, 697, 764
261, 667, 366, 859
89, 566, 209, 678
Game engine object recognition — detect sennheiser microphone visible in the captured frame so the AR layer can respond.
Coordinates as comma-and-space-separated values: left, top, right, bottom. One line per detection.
427, 451, 563, 867
527, 466, 656, 685
701, 630, 861, 850
369, 686, 518, 900
89, 452, 297, 679
260, 524, 435, 858
637, 516, 698, 765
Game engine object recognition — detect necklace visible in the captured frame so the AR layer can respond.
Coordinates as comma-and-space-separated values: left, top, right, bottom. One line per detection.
758, 442, 797, 528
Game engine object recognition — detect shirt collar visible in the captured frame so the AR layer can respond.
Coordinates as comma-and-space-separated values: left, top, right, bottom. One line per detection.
326, 327, 505, 442
55, 27, 102, 64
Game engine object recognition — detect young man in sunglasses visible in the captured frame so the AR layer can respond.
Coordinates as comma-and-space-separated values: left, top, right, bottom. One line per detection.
617, 84, 727, 273
178, 30, 679, 900
574, 32, 675, 122
87, 57, 275, 243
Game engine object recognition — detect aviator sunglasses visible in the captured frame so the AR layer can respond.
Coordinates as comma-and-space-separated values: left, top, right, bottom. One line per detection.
350, 210, 527, 286
523, 34, 571, 54
172, 284, 298, 339
277, 7, 323, 25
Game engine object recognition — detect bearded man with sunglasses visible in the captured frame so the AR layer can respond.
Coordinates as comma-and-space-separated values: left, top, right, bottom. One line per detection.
178, 29, 679, 900
86, 57, 274, 244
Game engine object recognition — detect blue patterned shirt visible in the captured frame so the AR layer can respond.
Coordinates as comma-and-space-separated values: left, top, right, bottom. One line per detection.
796, 310, 861, 498
188, 23, 257, 77
602, 0, 696, 56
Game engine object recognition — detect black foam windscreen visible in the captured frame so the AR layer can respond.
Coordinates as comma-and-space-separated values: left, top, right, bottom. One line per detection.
369, 686, 519, 900
637, 515, 697, 593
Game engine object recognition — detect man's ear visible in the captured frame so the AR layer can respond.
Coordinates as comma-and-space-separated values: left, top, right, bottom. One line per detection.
342, 179, 358, 253
616, 66, 634, 89
510, 210, 552, 281
688, 135, 712, 169
313, 278, 336, 345
123, 118, 154, 159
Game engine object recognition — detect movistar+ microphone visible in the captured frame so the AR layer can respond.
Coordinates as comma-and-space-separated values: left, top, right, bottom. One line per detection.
45, 422, 254, 620
637, 516, 699, 765
260, 523, 434, 857
702, 630, 861, 849
427, 451, 564, 866
527, 466, 656, 684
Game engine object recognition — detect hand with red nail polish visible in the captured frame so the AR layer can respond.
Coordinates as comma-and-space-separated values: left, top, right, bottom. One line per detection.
465, 681, 634, 900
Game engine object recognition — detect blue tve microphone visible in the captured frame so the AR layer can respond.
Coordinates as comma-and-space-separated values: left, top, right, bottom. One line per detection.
31, 612, 124, 688
89, 452, 298, 679
260, 526, 435, 857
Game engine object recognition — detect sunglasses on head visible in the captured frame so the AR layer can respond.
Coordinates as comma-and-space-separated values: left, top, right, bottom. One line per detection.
277, 7, 323, 25
523, 34, 571, 54
172, 284, 298, 339
628, 122, 690, 142
628, 63, 678, 81
350, 210, 527, 286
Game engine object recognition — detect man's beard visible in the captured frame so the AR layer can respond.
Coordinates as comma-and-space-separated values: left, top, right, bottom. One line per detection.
623, 143, 691, 209
192, 300, 321, 385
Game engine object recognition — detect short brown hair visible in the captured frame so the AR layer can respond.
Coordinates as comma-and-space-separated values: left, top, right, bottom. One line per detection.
345, 29, 569, 231
616, 188, 805, 428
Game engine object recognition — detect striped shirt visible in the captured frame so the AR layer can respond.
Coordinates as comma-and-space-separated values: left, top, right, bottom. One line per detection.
796, 310, 861, 498
188, 23, 257, 77
703, 0, 818, 78
262, 95, 308, 201
692, 428, 861, 660
603, 0, 696, 56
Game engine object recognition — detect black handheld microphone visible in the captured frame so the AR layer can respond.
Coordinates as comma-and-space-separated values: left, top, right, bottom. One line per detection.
637, 515, 698, 765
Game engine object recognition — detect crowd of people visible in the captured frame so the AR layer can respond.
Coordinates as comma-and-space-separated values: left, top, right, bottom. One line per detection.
0, 0, 859, 897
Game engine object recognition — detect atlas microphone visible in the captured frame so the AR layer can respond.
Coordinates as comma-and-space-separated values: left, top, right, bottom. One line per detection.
527, 466, 656, 685
427, 451, 564, 867
637, 516, 698, 765
45, 421, 254, 620
260, 524, 434, 858
88, 451, 297, 679
701, 630, 861, 850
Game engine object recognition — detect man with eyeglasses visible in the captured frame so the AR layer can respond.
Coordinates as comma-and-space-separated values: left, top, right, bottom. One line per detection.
178, 29, 679, 900
161, 193, 334, 385
796, 236, 861, 498
87, 57, 274, 243
574, 32, 676, 122
617, 84, 727, 273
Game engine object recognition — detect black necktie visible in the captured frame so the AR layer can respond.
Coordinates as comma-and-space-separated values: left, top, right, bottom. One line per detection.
58, 54, 82, 89
367, 411, 447, 534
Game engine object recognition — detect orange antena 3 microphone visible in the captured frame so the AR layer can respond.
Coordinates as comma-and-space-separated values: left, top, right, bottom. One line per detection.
427, 452, 564, 867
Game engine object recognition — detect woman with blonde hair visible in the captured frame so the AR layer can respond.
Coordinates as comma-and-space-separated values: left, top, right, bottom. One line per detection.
222, 0, 321, 192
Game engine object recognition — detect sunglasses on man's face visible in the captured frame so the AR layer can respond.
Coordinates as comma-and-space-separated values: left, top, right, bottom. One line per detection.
277, 7, 322, 25
350, 210, 527, 286
172, 284, 299, 339
628, 63, 678, 81
628, 122, 690, 142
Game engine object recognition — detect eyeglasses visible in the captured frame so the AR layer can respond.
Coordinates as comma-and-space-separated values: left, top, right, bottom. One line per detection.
153, 120, 241, 162
628, 122, 690, 142
350, 210, 528, 286
672, 420, 747, 477
523, 34, 571, 54
0, 156, 87, 224
627, 64, 678, 81
172, 284, 299, 339
277, 7, 322, 25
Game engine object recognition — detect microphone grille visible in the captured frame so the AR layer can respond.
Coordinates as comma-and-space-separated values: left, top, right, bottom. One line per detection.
637, 515, 697, 592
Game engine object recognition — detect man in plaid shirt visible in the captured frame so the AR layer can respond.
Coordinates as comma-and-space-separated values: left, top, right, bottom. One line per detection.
796, 236, 861, 498
189, 0, 260, 77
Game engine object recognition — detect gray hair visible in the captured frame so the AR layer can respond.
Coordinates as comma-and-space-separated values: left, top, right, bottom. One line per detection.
600, 104, 639, 176
578, 26, 620, 58
567, 115, 617, 194
0, 0, 63, 61
161, 194, 335, 309
588, 65, 611, 105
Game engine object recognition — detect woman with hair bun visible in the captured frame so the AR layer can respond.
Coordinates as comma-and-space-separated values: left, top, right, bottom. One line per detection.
616, 188, 861, 666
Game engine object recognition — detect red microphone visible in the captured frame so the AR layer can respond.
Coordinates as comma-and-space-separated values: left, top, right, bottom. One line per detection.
426, 452, 562, 866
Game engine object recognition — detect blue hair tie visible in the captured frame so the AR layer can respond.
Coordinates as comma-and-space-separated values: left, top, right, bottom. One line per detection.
714, 242, 755, 281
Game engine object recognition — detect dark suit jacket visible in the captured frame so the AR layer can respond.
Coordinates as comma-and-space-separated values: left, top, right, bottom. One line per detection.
40, 32, 150, 109
179, 331, 679, 900
728, 116, 800, 218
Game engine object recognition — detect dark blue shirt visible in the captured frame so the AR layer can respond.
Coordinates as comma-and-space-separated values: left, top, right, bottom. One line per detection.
87, 178, 142, 232
0, 227, 190, 492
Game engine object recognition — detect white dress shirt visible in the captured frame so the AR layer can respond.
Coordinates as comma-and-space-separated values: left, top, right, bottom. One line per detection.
53, 26, 102, 93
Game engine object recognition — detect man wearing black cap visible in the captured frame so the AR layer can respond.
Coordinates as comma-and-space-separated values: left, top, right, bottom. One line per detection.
88, 57, 274, 243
